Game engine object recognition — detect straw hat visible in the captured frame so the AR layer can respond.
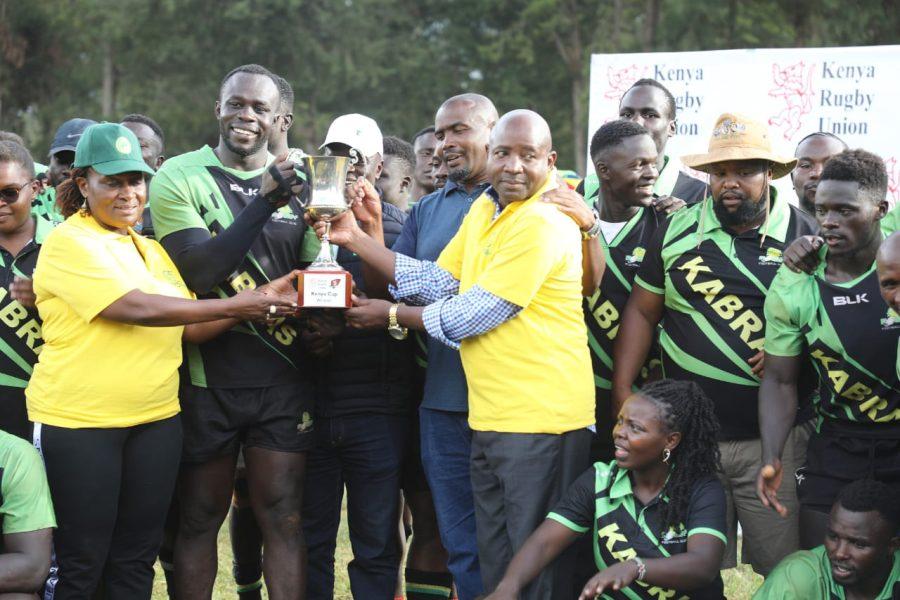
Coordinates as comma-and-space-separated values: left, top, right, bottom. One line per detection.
681, 113, 797, 179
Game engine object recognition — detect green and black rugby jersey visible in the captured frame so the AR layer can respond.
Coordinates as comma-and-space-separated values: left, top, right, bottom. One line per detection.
634, 189, 818, 440
765, 250, 900, 436
548, 461, 727, 600
150, 145, 319, 389
30, 186, 64, 226
0, 218, 53, 439
584, 205, 664, 425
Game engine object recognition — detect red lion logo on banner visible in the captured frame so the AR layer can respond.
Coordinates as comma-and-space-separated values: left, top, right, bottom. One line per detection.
768, 61, 816, 141
604, 65, 648, 101
886, 157, 900, 207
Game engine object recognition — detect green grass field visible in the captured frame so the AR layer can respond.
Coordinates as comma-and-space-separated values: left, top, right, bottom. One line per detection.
150, 504, 763, 599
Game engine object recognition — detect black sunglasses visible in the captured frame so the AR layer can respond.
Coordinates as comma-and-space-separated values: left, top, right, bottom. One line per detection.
0, 183, 31, 204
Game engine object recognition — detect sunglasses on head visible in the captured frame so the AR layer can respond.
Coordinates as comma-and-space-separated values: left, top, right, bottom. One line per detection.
0, 183, 31, 203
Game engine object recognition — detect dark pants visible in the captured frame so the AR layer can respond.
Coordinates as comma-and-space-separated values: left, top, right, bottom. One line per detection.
302, 414, 407, 600
470, 428, 591, 600
419, 408, 482, 600
35, 416, 182, 600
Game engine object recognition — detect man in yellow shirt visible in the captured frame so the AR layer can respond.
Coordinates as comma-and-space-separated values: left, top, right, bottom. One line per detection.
317, 109, 596, 599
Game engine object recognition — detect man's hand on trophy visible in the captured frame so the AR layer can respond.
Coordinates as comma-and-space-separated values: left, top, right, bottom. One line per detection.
346, 178, 382, 228
261, 152, 306, 209
306, 210, 361, 247
346, 295, 392, 330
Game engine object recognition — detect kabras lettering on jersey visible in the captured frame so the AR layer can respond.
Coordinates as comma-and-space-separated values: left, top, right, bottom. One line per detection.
677, 256, 764, 351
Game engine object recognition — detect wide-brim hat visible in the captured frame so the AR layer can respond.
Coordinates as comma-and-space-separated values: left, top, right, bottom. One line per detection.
73, 123, 155, 176
681, 113, 797, 179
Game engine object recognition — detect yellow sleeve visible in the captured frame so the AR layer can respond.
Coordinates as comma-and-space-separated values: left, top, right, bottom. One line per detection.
476, 210, 568, 308
35, 231, 137, 323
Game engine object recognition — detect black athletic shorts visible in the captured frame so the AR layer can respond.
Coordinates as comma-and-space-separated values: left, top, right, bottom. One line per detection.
796, 425, 900, 513
180, 381, 315, 463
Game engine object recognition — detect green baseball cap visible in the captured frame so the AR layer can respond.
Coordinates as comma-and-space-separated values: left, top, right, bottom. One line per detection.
73, 122, 155, 176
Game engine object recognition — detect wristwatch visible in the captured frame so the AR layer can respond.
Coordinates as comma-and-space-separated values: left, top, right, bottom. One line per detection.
388, 303, 408, 340
582, 208, 602, 241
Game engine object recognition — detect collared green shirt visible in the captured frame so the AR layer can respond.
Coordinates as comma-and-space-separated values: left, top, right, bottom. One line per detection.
0, 429, 56, 535
548, 461, 726, 600
634, 189, 817, 439
765, 248, 900, 433
754, 545, 900, 599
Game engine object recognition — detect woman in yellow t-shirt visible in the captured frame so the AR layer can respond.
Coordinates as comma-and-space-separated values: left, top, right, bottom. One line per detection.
25, 123, 297, 599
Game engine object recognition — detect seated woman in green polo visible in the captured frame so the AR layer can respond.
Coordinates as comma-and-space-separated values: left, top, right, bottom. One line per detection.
484, 379, 727, 600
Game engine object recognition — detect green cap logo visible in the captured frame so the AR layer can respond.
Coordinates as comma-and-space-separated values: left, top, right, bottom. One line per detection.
115, 136, 132, 155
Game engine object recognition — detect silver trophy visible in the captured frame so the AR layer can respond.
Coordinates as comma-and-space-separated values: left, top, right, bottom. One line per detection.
300, 155, 352, 270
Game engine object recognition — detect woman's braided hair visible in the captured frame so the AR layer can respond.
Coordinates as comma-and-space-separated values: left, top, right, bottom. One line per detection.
638, 379, 721, 537
55, 167, 91, 217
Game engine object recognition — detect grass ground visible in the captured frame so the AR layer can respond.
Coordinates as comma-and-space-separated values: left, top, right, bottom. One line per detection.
150, 502, 764, 600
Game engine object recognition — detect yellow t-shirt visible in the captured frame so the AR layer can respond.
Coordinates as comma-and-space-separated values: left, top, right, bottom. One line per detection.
437, 174, 594, 434
26, 212, 191, 428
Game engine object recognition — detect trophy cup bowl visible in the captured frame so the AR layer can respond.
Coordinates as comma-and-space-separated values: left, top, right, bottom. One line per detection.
297, 155, 354, 308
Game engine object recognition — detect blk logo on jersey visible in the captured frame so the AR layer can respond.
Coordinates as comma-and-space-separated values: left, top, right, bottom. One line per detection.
229, 183, 259, 196
833, 293, 869, 306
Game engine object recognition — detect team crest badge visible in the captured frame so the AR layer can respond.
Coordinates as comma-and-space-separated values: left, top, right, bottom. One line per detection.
115, 136, 132, 155
759, 247, 783, 265
625, 246, 646, 267
880, 308, 900, 330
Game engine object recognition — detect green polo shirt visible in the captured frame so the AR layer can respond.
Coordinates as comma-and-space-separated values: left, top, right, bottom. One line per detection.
548, 461, 726, 600
754, 545, 900, 599
31, 186, 63, 225
765, 250, 900, 434
634, 189, 817, 439
0, 430, 55, 536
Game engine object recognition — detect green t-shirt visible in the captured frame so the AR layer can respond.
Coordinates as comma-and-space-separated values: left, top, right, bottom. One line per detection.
31, 186, 64, 225
765, 251, 900, 432
634, 189, 818, 439
149, 145, 318, 388
754, 545, 900, 599
548, 461, 727, 599
0, 430, 55, 535
881, 204, 899, 237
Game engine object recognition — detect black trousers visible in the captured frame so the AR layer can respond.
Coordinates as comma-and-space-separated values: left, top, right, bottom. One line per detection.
36, 415, 182, 600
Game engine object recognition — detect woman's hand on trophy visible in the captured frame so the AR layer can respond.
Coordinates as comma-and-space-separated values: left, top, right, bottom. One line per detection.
261, 152, 306, 209
227, 289, 298, 322
345, 295, 392, 330
258, 270, 300, 300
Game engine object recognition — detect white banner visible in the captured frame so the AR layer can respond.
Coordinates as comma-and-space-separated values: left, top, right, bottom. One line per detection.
588, 46, 900, 206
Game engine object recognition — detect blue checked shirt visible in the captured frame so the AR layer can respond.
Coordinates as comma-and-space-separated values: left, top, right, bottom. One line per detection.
390, 253, 521, 350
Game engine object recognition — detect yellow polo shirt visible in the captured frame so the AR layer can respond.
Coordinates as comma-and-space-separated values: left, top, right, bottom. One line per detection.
27, 212, 191, 428
437, 173, 594, 434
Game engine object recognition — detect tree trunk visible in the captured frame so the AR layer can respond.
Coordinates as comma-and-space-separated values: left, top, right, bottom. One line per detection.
571, 73, 586, 174
727, 0, 738, 47
101, 42, 116, 118
643, 0, 661, 50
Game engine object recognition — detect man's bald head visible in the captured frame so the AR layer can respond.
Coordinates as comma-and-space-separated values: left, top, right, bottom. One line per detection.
434, 93, 498, 186
487, 109, 556, 206
877, 230, 900, 314
440, 94, 498, 127
490, 110, 553, 151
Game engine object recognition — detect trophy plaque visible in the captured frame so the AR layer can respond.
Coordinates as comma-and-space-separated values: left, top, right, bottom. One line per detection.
297, 155, 354, 308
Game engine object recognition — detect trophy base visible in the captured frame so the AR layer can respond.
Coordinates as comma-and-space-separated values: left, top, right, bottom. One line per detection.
297, 269, 353, 309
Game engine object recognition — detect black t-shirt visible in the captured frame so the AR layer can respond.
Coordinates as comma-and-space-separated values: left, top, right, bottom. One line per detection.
549, 461, 727, 600
0, 218, 51, 439
150, 146, 314, 388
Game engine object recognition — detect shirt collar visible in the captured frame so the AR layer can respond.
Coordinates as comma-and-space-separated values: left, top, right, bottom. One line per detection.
484, 168, 560, 211
70, 210, 136, 239
696, 186, 790, 244
609, 465, 634, 500
443, 178, 489, 198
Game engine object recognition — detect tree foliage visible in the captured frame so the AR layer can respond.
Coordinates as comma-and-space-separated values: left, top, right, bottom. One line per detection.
1, 0, 896, 171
